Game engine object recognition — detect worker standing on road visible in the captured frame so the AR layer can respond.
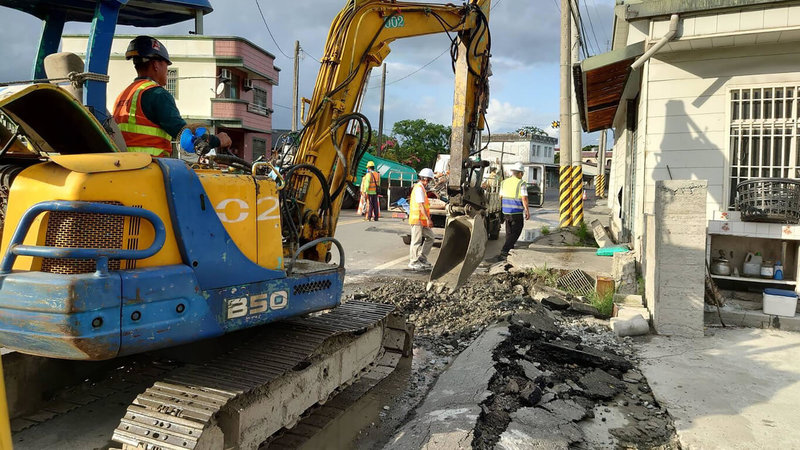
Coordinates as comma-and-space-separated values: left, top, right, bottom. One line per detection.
499, 162, 530, 259
361, 161, 381, 221
113, 36, 231, 157
408, 168, 435, 271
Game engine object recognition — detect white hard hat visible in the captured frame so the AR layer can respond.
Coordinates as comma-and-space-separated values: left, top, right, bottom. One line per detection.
510, 162, 525, 173
419, 168, 435, 179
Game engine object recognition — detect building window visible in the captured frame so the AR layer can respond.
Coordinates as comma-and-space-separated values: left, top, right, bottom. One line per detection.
166, 69, 178, 99
253, 138, 267, 161
223, 71, 240, 99
249, 87, 269, 115
728, 86, 798, 207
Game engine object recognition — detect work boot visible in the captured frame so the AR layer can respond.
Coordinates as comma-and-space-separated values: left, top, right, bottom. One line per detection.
408, 262, 426, 271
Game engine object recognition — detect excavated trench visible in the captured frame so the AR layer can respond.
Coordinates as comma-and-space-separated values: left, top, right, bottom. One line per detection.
349, 271, 681, 449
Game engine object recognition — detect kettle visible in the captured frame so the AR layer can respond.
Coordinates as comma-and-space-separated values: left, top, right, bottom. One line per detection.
711, 250, 732, 276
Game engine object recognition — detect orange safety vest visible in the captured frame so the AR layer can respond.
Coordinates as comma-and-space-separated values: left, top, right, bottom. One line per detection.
361, 170, 380, 195
113, 79, 173, 157
409, 181, 431, 227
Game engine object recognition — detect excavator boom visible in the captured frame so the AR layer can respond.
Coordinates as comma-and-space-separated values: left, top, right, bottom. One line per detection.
286, 0, 492, 291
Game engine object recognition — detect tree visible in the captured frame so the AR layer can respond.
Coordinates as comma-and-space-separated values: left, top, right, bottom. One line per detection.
386, 119, 451, 170
515, 126, 548, 137
582, 144, 598, 152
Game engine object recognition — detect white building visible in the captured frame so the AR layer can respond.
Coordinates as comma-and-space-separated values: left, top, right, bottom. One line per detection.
577, 0, 800, 332
577, 0, 800, 248
481, 132, 557, 185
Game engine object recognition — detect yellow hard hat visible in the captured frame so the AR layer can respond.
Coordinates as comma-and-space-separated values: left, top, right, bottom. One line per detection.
366, 161, 375, 168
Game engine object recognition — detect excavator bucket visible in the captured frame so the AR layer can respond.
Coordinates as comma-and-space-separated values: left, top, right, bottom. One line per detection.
428, 211, 487, 293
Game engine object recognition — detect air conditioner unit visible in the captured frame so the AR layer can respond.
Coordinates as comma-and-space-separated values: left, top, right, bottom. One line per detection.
220, 69, 232, 81
243, 78, 254, 91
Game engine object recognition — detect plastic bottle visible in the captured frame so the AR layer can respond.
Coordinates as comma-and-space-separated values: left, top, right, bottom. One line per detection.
774, 260, 784, 280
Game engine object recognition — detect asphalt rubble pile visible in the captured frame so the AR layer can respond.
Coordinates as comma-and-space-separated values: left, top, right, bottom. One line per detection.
348, 270, 679, 450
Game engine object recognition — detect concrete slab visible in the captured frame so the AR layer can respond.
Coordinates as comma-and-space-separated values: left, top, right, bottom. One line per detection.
385, 325, 507, 450
635, 328, 800, 450
508, 244, 612, 278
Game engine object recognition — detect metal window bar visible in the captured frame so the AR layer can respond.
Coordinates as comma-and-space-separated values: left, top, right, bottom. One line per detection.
729, 85, 800, 209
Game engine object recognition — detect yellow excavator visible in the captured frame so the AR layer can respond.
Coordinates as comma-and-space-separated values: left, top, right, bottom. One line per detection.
0, 0, 491, 447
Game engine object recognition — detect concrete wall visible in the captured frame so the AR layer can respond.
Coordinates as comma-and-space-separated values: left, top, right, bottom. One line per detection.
650, 180, 707, 337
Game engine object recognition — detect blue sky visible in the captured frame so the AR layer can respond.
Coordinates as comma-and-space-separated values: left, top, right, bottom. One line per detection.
0, 0, 615, 147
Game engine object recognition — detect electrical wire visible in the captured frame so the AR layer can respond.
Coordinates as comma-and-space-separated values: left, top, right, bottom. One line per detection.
301, 49, 321, 63
254, 0, 292, 59
581, 0, 602, 54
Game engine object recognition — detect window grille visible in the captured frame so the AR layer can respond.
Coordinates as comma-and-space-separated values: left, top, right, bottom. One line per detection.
253, 138, 267, 161
729, 86, 798, 208
166, 69, 178, 99
249, 87, 269, 115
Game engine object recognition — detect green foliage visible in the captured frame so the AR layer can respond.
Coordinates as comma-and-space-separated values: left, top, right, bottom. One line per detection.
575, 221, 596, 247
541, 225, 550, 235
582, 144, 599, 152
515, 126, 549, 137
364, 130, 399, 157
588, 289, 615, 317
530, 265, 559, 287
385, 119, 451, 171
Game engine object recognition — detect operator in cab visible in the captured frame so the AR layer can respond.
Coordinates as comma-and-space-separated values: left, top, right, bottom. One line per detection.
113, 36, 232, 157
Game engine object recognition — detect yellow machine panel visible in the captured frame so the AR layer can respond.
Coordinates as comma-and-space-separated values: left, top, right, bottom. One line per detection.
255, 179, 283, 270
197, 172, 258, 264
1, 159, 183, 271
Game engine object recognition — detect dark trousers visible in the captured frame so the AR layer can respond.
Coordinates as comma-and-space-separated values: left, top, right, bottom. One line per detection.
367, 194, 379, 221
502, 214, 524, 254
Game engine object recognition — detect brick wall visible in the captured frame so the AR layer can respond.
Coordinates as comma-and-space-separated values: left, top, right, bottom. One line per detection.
214, 39, 279, 83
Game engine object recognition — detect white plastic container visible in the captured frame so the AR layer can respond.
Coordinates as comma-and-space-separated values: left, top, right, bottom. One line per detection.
763, 288, 798, 317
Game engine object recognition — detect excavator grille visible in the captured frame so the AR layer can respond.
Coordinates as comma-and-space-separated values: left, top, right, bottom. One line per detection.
41, 202, 125, 274
293, 279, 333, 295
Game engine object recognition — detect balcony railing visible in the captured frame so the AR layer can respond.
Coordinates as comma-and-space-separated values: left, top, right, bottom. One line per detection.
248, 103, 271, 116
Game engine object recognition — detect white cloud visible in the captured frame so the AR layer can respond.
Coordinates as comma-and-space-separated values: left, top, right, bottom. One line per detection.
485, 98, 555, 132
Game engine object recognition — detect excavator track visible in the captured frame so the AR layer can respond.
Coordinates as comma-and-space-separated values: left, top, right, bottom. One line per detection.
111, 301, 410, 450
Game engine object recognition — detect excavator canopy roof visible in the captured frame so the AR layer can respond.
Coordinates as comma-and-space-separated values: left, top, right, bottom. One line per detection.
0, 0, 212, 27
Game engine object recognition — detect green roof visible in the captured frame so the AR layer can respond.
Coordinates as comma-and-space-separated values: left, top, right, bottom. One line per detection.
354, 152, 417, 186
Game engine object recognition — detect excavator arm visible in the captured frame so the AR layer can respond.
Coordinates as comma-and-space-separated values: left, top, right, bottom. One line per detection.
284, 0, 491, 291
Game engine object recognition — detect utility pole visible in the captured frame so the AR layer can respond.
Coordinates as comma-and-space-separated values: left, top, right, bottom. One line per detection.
596, 129, 607, 198
558, 0, 573, 229
570, 0, 584, 227
378, 63, 387, 157
292, 40, 300, 132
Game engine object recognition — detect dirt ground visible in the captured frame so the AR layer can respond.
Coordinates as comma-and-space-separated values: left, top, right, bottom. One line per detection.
344, 270, 680, 449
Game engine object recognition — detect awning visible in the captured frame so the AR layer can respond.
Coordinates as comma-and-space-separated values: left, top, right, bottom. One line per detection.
574, 41, 645, 132
354, 152, 417, 187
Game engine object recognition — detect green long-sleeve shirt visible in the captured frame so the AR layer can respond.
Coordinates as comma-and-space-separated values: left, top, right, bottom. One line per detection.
136, 77, 221, 148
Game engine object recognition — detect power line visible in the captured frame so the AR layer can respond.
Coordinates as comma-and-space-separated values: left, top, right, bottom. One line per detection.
254, 0, 292, 59
301, 48, 321, 63
377, 48, 450, 88
580, 0, 602, 56
273, 103, 292, 109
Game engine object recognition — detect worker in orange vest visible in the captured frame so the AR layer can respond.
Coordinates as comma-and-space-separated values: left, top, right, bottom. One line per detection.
408, 168, 435, 271
113, 36, 231, 157
361, 161, 381, 221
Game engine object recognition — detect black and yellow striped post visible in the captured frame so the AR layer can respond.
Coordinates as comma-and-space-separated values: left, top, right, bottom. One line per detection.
595, 173, 605, 198
559, 165, 572, 228
570, 165, 583, 226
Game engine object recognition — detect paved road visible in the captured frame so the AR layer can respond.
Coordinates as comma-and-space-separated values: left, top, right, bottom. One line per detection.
333, 187, 608, 283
